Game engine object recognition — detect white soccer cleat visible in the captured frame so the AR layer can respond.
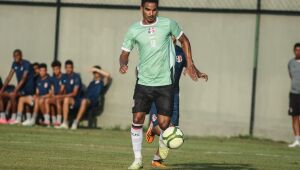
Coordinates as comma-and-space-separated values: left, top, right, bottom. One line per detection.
128, 160, 143, 170
9, 118, 21, 125
71, 123, 77, 130
55, 123, 69, 129
288, 140, 300, 148
158, 139, 170, 160
22, 119, 31, 126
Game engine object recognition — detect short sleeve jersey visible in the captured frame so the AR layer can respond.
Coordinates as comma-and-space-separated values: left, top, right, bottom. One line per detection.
122, 17, 183, 86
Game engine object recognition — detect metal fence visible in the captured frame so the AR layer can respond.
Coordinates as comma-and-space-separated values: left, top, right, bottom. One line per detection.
2, 0, 300, 12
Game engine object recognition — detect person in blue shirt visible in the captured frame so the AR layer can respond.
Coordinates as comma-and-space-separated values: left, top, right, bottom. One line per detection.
145, 37, 208, 166
0, 49, 35, 124
18, 63, 52, 126
68, 65, 111, 130
56, 60, 83, 129
44, 60, 65, 127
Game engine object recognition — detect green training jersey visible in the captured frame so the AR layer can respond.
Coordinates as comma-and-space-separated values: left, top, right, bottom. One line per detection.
122, 16, 183, 86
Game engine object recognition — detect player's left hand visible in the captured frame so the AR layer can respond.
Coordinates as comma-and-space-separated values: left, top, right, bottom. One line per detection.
195, 68, 208, 82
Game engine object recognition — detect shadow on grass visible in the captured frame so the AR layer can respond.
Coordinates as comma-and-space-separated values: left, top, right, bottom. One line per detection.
164, 163, 256, 170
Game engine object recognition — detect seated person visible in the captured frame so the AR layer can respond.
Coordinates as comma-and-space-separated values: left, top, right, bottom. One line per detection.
55, 60, 82, 129
0, 76, 16, 124
0, 49, 35, 124
19, 63, 52, 126
45, 60, 64, 126
69, 65, 111, 130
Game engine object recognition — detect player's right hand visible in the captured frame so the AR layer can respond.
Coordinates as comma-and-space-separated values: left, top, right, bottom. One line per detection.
119, 65, 128, 74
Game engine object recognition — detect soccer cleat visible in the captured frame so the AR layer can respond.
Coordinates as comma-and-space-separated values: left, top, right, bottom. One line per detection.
146, 125, 155, 144
128, 161, 143, 170
288, 140, 300, 148
0, 118, 8, 124
71, 123, 77, 130
55, 123, 69, 129
9, 118, 21, 125
22, 119, 31, 126
151, 160, 167, 168
158, 139, 170, 160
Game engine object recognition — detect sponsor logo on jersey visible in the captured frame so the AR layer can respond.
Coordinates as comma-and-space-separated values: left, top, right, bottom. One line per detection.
148, 27, 156, 35
20, 66, 24, 71
95, 80, 100, 84
44, 82, 48, 88
176, 55, 183, 63
70, 79, 74, 85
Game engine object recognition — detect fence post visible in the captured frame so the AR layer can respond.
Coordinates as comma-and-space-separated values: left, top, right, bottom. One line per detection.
250, 0, 261, 136
54, 0, 61, 61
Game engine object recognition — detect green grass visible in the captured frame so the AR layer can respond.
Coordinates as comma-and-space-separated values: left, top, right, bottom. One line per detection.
0, 125, 300, 170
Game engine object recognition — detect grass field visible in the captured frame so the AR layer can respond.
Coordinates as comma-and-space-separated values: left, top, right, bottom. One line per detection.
0, 125, 300, 170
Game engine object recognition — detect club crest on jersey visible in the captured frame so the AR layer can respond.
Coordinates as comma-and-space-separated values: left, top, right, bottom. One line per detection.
148, 27, 156, 35
176, 55, 183, 63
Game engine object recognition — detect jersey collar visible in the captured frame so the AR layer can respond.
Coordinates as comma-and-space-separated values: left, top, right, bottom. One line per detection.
140, 17, 159, 27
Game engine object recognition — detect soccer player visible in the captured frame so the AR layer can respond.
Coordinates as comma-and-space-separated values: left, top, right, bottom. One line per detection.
55, 60, 82, 129
65, 65, 111, 130
44, 60, 64, 126
288, 43, 300, 147
0, 49, 35, 124
21, 63, 52, 126
119, 0, 204, 169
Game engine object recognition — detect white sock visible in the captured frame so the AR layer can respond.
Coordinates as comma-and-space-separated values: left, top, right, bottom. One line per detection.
63, 120, 68, 125
153, 154, 161, 161
44, 114, 50, 124
0, 112, 6, 119
295, 136, 300, 142
73, 120, 78, 126
52, 116, 57, 124
11, 113, 16, 120
26, 113, 31, 120
31, 113, 38, 122
131, 123, 143, 162
16, 112, 22, 121
57, 115, 62, 124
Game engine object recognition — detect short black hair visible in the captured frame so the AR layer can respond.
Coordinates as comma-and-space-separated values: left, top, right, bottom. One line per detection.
294, 43, 300, 50
32, 62, 39, 67
141, 0, 159, 6
39, 63, 47, 70
51, 60, 61, 68
13, 49, 22, 56
93, 65, 102, 70
65, 60, 73, 66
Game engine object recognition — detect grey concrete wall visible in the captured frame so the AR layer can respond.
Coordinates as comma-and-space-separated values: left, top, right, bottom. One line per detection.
0, 5, 56, 83
0, 5, 299, 141
254, 15, 300, 141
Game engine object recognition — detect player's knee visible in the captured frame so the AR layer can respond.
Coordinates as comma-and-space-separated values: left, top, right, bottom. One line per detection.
133, 115, 144, 124
158, 119, 170, 130
63, 97, 70, 104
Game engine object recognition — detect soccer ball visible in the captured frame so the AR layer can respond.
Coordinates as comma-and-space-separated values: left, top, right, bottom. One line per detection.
162, 126, 184, 149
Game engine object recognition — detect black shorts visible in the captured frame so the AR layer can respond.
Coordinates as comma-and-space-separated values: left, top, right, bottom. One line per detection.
132, 84, 174, 116
289, 93, 300, 116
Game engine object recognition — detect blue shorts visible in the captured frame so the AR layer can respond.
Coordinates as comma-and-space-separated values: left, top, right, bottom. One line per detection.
19, 86, 35, 96
72, 97, 98, 110
150, 91, 180, 127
